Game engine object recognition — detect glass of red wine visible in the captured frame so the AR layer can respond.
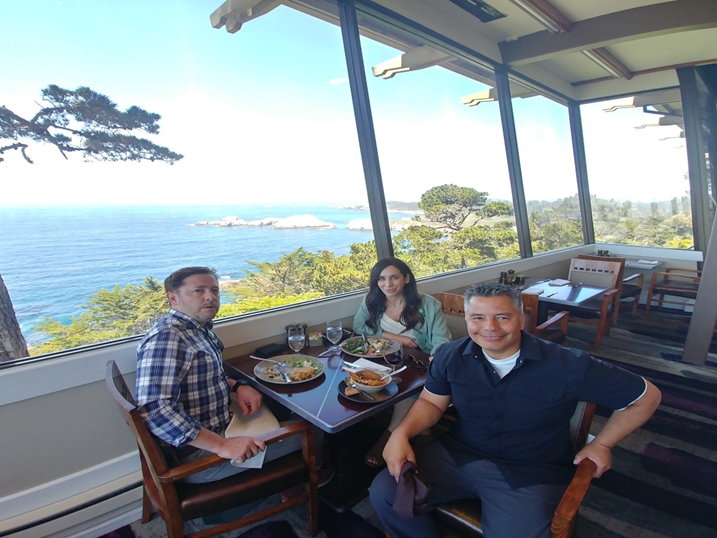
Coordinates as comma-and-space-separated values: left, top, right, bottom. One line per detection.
384, 344, 403, 384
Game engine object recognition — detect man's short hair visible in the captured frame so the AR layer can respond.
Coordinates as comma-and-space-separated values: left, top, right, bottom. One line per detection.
464, 283, 523, 311
164, 266, 219, 293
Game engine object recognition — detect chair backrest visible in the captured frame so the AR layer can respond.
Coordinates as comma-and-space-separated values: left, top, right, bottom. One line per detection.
105, 361, 176, 511
577, 255, 625, 289
568, 258, 622, 289
436, 292, 468, 339
520, 292, 541, 334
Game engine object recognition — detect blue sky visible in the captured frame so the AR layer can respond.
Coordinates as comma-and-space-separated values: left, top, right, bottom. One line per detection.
1, 0, 689, 206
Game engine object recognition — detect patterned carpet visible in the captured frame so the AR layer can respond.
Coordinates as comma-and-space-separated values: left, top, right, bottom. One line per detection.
105, 309, 717, 538
564, 310, 717, 537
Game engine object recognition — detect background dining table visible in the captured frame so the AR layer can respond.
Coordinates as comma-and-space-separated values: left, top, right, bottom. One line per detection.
521, 279, 609, 323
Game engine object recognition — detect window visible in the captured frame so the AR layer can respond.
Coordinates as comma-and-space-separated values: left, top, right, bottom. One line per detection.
355, 13, 518, 279
0, 2, 372, 360
580, 92, 692, 248
511, 86, 583, 253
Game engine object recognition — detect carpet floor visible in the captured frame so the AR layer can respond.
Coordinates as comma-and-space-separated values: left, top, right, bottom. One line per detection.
104, 309, 717, 538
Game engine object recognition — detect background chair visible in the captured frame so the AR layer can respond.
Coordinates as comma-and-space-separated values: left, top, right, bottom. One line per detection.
578, 255, 644, 321
521, 291, 570, 345
558, 258, 622, 350
105, 360, 318, 538
645, 267, 701, 315
436, 292, 468, 339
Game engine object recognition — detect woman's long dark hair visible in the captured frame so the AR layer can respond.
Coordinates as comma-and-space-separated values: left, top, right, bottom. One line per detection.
365, 257, 424, 332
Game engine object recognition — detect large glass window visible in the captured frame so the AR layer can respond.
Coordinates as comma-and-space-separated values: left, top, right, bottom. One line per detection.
581, 92, 692, 248
512, 85, 583, 253
0, 1, 370, 361
355, 14, 518, 278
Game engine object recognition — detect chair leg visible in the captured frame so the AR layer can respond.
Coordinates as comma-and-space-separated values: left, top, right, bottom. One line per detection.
141, 486, 152, 523
631, 298, 639, 317
306, 481, 319, 536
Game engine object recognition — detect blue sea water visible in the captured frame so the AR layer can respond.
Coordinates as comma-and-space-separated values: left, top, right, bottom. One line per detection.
0, 205, 412, 345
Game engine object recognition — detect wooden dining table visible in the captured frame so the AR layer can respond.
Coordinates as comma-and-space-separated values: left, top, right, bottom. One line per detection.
224, 341, 430, 512
223, 343, 430, 434
522, 279, 609, 323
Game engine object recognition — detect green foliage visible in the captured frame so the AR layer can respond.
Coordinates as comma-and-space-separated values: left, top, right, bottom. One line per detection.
28, 184, 695, 355
32, 277, 167, 354
217, 292, 324, 317
418, 184, 488, 230
0, 85, 183, 164
481, 201, 513, 218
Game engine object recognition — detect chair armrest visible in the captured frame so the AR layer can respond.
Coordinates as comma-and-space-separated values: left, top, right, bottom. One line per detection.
650, 270, 701, 286
623, 273, 643, 286
550, 458, 597, 538
158, 421, 314, 483
159, 453, 227, 483
536, 310, 569, 336
665, 267, 701, 276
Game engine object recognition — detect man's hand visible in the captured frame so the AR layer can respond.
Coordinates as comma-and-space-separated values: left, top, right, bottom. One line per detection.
217, 435, 266, 463
235, 385, 263, 415
573, 441, 612, 478
383, 432, 416, 481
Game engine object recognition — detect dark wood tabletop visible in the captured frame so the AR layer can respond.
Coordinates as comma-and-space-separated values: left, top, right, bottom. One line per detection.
522, 279, 608, 324
224, 343, 429, 434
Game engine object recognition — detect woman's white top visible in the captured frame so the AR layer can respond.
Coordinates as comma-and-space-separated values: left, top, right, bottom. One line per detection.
381, 314, 415, 338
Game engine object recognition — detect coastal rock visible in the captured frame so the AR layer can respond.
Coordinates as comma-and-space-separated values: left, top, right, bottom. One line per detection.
347, 218, 373, 231
271, 215, 335, 229
193, 214, 335, 230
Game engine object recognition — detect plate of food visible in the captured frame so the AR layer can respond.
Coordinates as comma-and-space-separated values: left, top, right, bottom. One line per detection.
253, 355, 325, 385
338, 380, 398, 404
340, 336, 400, 358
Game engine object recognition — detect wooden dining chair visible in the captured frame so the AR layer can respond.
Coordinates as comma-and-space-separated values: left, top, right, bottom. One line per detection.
645, 267, 701, 315
436, 292, 468, 340
577, 255, 644, 322
559, 258, 622, 350
105, 360, 319, 538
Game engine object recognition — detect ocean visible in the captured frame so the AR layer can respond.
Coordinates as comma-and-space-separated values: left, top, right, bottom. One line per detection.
0, 205, 413, 345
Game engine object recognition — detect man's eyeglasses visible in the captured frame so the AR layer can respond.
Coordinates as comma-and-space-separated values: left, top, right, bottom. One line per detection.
406, 354, 427, 372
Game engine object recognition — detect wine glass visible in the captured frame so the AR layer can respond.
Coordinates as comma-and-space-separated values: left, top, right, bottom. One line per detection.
384, 344, 403, 384
326, 320, 343, 354
287, 327, 305, 352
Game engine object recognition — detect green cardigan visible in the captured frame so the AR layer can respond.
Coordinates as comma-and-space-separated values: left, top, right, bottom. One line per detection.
352, 294, 452, 355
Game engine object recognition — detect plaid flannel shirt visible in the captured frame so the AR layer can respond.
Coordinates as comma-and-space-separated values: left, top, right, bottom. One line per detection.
136, 309, 231, 447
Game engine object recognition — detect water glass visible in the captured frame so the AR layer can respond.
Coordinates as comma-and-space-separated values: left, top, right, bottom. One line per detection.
287, 327, 305, 352
326, 320, 343, 352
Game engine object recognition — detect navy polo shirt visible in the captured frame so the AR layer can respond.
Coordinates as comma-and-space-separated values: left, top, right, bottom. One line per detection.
426, 332, 646, 487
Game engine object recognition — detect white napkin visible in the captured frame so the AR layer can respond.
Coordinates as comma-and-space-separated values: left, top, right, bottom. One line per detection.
343, 358, 391, 372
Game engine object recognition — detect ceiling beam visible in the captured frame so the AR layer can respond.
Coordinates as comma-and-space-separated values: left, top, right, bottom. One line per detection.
506, 0, 572, 33
499, 0, 717, 66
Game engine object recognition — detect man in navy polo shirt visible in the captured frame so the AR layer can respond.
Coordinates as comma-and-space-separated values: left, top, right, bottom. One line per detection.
369, 283, 661, 538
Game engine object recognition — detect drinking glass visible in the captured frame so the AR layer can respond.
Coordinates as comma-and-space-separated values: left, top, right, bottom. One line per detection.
384, 344, 403, 384
326, 320, 343, 353
287, 327, 305, 352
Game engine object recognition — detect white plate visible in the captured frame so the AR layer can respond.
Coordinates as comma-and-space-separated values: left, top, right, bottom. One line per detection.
340, 336, 400, 358
253, 355, 325, 385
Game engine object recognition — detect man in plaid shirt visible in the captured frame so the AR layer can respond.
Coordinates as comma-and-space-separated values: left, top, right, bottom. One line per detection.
136, 266, 286, 482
